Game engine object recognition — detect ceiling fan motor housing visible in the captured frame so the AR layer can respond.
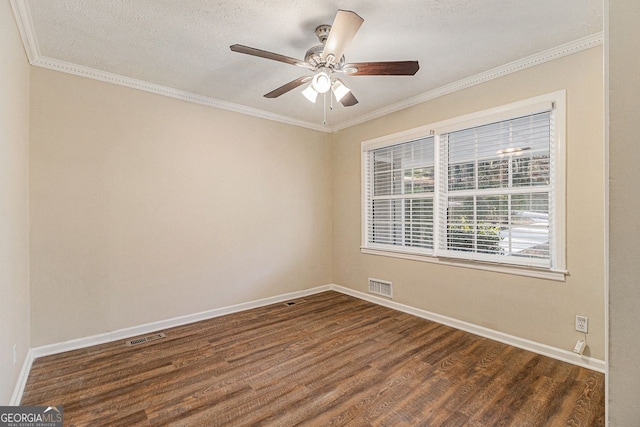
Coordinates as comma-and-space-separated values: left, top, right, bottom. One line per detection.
304, 45, 324, 68
305, 44, 346, 70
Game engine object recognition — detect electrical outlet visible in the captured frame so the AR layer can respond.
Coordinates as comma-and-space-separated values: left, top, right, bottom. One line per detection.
575, 315, 588, 333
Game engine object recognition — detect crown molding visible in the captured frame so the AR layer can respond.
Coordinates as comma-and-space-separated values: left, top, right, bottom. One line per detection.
30, 55, 331, 133
10, 0, 602, 134
9, 0, 39, 62
331, 31, 604, 132
10, 1, 329, 132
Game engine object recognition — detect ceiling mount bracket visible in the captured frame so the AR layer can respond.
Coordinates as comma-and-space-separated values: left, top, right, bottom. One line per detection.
315, 25, 332, 44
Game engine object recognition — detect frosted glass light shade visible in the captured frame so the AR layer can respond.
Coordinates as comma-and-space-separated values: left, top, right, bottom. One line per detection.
331, 80, 351, 102
311, 71, 331, 93
302, 84, 318, 103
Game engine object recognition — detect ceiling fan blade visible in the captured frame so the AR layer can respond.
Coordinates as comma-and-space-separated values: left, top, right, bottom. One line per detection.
340, 91, 359, 107
264, 76, 312, 98
321, 10, 364, 63
230, 44, 313, 69
345, 61, 420, 76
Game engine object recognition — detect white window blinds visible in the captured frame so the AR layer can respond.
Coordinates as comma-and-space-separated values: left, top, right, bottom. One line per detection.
439, 111, 553, 267
365, 136, 435, 252
362, 92, 564, 275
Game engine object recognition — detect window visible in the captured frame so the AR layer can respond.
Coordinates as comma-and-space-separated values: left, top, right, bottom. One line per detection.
362, 92, 566, 279
365, 136, 435, 250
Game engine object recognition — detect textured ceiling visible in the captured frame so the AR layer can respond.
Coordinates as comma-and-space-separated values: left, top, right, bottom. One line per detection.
18, 0, 602, 130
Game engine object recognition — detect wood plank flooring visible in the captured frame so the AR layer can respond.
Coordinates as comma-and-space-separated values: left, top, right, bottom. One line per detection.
21, 291, 605, 426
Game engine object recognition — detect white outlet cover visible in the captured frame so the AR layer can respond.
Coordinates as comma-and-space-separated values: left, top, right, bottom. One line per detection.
575, 315, 588, 333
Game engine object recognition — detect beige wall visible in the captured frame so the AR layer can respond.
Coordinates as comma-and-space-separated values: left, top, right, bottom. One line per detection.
608, 0, 640, 423
0, 2, 31, 404
332, 47, 606, 359
29, 68, 332, 346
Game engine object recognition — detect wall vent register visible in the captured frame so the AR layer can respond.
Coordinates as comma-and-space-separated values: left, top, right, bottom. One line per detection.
125, 333, 166, 346
368, 278, 393, 298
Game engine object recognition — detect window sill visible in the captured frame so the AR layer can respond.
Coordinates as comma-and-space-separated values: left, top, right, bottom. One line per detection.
360, 248, 568, 282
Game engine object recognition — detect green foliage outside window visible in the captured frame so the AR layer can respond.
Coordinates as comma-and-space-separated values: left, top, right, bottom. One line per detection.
448, 217, 503, 254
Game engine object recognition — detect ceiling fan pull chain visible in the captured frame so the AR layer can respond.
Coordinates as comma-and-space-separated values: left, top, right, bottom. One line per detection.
323, 92, 327, 125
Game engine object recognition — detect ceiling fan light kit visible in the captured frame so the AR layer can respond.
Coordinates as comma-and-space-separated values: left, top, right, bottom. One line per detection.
301, 84, 319, 103
230, 10, 419, 123
311, 69, 332, 93
331, 80, 350, 102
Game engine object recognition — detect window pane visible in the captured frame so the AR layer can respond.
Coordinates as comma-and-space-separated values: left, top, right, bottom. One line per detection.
512, 154, 550, 187
373, 138, 433, 196
371, 199, 390, 245
478, 159, 509, 189
446, 193, 550, 260
476, 196, 508, 254
475, 122, 506, 160
393, 170, 403, 195
404, 198, 433, 248
505, 193, 550, 259
448, 161, 475, 191
448, 127, 477, 163
373, 154, 392, 172
446, 196, 476, 252
446, 111, 551, 193
371, 199, 404, 246
447, 196, 503, 254
373, 171, 391, 196
405, 166, 435, 194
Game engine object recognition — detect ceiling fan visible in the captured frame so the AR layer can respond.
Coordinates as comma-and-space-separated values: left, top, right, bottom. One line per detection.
230, 10, 419, 108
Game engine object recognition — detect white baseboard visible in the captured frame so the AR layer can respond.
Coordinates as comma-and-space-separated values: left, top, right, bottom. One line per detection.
30, 285, 331, 359
328, 284, 606, 373
13, 282, 604, 404
9, 349, 34, 405
9, 285, 327, 405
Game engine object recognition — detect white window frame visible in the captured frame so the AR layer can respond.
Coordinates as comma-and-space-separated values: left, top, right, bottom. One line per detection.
361, 91, 567, 281
364, 136, 436, 254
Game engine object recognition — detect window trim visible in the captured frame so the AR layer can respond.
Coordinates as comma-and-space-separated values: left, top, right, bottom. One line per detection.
361, 91, 567, 281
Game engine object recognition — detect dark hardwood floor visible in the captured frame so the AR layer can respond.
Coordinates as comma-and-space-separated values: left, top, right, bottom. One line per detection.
21, 291, 605, 426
